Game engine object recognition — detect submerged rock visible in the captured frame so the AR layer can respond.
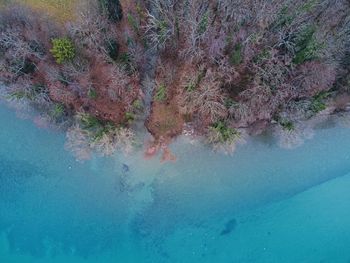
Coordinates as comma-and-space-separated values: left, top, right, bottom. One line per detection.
220, 218, 237, 235
122, 163, 130, 173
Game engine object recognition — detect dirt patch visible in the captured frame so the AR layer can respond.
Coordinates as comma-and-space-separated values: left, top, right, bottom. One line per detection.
146, 101, 183, 140
145, 53, 185, 143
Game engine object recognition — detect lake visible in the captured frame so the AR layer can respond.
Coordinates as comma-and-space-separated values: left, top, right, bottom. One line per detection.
0, 102, 349, 262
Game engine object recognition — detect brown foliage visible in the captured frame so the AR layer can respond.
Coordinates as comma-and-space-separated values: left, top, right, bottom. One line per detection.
292, 62, 336, 97
180, 69, 227, 123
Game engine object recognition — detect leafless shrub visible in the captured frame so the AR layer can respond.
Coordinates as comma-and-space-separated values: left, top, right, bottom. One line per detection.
254, 0, 283, 29
65, 124, 92, 161
335, 112, 350, 128
230, 102, 250, 122
255, 48, 291, 87
0, 5, 58, 81
274, 104, 339, 149
128, 42, 146, 70
0, 29, 41, 76
205, 29, 227, 62
217, 0, 254, 26
0, 30, 33, 58
284, 100, 313, 120
217, 58, 239, 85
144, 0, 178, 49
292, 62, 336, 96
237, 82, 280, 125
310, 0, 350, 64
65, 58, 90, 76
91, 127, 136, 156
68, 3, 114, 58
207, 127, 246, 154
275, 28, 297, 56
108, 66, 130, 102
46, 66, 63, 83
179, 0, 211, 59
65, 120, 136, 159
274, 123, 314, 149
46, 65, 76, 87
240, 83, 272, 108
273, 107, 336, 149
217, 0, 281, 29
179, 69, 227, 122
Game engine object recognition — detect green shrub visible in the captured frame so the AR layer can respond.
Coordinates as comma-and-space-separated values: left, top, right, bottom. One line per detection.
50, 38, 75, 64
99, 0, 123, 22
155, 84, 167, 101
57, 72, 72, 86
299, 0, 319, 12
272, 1, 318, 30
125, 112, 135, 123
31, 84, 47, 95
88, 87, 98, 99
20, 59, 36, 74
279, 118, 295, 131
230, 43, 243, 65
78, 114, 118, 141
9, 84, 47, 101
132, 99, 143, 111
50, 104, 65, 119
79, 114, 101, 130
106, 39, 119, 61
272, 6, 295, 29
118, 52, 136, 74
185, 70, 205, 92
157, 20, 169, 44
92, 122, 115, 142
198, 12, 209, 35
118, 52, 131, 63
309, 92, 330, 114
224, 98, 238, 109
310, 99, 326, 113
127, 13, 139, 33
136, 3, 143, 17
185, 80, 196, 92
253, 49, 270, 64
293, 26, 322, 64
210, 121, 240, 143
9, 91, 27, 100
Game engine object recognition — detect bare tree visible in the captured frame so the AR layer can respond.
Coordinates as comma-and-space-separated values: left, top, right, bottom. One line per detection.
144, 0, 178, 49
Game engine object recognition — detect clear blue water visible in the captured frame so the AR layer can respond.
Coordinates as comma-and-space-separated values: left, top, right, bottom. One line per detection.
0, 103, 350, 262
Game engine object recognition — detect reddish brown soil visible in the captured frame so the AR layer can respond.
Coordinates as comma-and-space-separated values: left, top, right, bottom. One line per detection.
146, 102, 184, 140
145, 54, 185, 144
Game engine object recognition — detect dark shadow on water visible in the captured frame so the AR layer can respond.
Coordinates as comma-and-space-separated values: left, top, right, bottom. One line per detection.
313, 117, 337, 130
253, 129, 275, 147
0, 155, 47, 202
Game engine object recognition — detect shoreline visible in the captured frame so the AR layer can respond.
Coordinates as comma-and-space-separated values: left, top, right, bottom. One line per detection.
0, 0, 349, 160
2, 92, 350, 163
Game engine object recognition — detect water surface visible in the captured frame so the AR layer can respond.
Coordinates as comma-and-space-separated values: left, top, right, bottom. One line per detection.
0, 103, 350, 262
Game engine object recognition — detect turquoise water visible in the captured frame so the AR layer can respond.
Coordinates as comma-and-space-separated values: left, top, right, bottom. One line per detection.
0, 102, 350, 262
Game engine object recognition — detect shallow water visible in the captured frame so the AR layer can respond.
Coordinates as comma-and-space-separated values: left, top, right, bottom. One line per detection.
0, 103, 350, 262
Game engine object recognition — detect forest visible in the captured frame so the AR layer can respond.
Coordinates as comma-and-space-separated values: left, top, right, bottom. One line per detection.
0, 0, 349, 159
